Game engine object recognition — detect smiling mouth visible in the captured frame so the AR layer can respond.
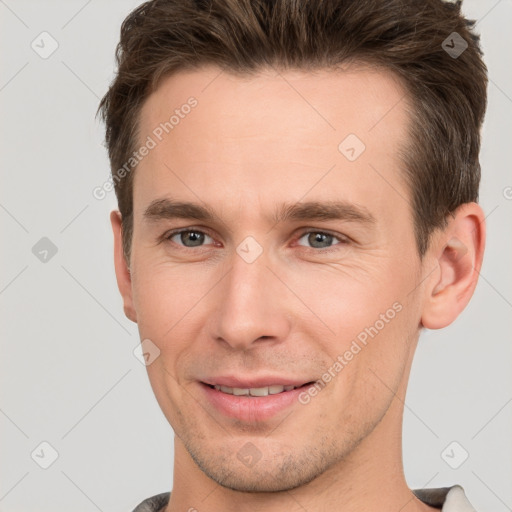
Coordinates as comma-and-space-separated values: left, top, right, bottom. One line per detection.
204, 382, 315, 397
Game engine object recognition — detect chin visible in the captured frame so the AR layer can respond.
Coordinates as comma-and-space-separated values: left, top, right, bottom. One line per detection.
186, 442, 331, 493
213, 472, 319, 493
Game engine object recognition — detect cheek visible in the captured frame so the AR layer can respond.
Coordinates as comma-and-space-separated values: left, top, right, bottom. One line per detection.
130, 259, 207, 337
131, 265, 197, 420
314, 308, 414, 434
291, 261, 418, 402
131, 273, 169, 337
286, 264, 408, 342
130, 260, 219, 393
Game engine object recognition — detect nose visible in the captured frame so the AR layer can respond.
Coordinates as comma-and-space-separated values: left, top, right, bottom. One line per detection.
209, 247, 291, 351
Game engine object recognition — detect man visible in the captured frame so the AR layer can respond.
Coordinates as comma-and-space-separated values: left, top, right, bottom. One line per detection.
97, 0, 487, 510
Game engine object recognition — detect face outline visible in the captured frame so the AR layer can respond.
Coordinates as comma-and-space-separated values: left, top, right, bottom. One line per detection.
110, 64, 485, 498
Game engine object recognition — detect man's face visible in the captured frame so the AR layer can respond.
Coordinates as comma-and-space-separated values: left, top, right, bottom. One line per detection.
126, 65, 426, 491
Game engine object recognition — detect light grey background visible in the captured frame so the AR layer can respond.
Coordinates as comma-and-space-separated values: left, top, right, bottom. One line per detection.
1, 1, 511, 510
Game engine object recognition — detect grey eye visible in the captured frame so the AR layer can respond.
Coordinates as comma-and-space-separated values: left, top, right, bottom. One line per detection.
297, 232, 341, 249
169, 230, 214, 247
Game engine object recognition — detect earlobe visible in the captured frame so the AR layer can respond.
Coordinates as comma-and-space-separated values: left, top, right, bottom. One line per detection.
421, 203, 485, 330
110, 210, 137, 323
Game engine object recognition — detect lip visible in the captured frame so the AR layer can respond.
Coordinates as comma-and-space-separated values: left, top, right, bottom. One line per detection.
199, 379, 315, 423
201, 376, 311, 388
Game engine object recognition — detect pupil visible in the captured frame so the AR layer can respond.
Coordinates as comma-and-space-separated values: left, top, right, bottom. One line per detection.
184, 231, 204, 247
309, 232, 331, 248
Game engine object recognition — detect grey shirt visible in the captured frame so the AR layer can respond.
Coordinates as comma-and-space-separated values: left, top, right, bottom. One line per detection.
132, 484, 477, 512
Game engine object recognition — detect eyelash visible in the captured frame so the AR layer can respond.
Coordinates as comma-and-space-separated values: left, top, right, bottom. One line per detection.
162, 227, 350, 253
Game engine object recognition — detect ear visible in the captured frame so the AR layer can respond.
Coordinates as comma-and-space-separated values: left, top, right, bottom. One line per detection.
421, 202, 486, 330
110, 210, 137, 323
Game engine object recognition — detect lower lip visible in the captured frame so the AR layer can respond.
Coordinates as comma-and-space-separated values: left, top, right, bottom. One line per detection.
199, 383, 312, 422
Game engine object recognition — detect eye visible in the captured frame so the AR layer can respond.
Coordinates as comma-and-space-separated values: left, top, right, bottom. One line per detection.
162, 228, 349, 252
296, 230, 348, 250
165, 229, 215, 248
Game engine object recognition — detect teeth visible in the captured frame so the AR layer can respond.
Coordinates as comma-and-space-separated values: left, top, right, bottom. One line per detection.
268, 385, 285, 394
213, 384, 299, 396
248, 387, 268, 396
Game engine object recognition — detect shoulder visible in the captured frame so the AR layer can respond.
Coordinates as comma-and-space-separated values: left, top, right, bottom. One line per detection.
131, 492, 170, 512
132, 486, 477, 512
413, 485, 477, 512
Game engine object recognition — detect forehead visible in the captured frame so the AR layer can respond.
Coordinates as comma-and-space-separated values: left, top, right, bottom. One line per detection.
134, 64, 411, 221
139, 63, 409, 143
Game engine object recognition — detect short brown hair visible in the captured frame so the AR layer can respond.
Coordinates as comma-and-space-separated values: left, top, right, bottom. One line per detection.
97, 0, 487, 262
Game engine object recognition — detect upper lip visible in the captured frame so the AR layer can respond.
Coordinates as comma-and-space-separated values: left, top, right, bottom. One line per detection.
201, 376, 314, 388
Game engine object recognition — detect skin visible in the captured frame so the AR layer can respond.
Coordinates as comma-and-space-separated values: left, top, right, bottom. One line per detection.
111, 64, 485, 512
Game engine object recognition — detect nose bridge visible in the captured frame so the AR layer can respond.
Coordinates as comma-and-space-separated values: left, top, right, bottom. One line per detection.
211, 244, 289, 350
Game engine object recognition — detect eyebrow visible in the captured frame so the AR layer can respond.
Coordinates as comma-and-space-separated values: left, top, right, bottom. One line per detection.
143, 198, 376, 227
